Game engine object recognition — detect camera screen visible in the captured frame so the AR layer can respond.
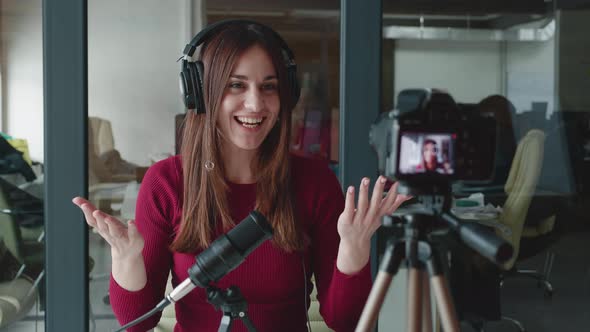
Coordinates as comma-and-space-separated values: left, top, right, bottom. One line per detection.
398, 132, 456, 175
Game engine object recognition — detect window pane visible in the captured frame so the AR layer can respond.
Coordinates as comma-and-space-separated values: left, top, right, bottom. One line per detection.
378, 3, 590, 331
87, 0, 188, 330
0, 0, 45, 330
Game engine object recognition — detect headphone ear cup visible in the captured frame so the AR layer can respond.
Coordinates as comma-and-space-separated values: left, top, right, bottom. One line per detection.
180, 60, 196, 110
192, 61, 206, 114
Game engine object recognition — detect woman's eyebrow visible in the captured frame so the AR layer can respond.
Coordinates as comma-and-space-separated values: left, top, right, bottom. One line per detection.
229, 74, 277, 81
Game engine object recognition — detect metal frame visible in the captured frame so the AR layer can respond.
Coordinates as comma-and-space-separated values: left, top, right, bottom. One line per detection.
339, 0, 382, 280
43, 0, 89, 331
339, 0, 382, 189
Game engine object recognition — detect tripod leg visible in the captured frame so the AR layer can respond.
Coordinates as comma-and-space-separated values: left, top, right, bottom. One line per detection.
421, 271, 432, 332
426, 258, 460, 332
241, 315, 258, 332
408, 268, 423, 332
356, 241, 404, 332
218, 315, 233, 332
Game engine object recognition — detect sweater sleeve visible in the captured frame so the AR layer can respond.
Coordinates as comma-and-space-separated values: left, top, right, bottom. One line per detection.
109, 159, 177, 332
310, 162, 373, 332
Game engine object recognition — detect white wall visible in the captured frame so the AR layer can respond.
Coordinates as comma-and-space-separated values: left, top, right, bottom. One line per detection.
1, 0, 204, 165
88, 0, 189, 166
506, 38, 555, 116
393, 40, 502, 105
392, 37, 555, 116
1, 0, 44, 162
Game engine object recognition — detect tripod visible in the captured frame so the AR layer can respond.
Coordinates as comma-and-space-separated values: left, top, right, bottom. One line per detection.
207, 285, 258, 332
357, 214, 459, 332
355, 185, 513, 332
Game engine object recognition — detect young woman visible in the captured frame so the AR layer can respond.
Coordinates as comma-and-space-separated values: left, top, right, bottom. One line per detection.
73, 21, 409, 332
415, 139, 452, 174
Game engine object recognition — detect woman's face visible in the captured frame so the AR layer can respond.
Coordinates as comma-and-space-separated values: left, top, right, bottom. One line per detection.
216, 44, 280, 152
423, 142, 437, 166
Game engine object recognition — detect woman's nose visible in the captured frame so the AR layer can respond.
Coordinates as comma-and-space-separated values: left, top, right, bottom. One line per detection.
244, 89, 264, 112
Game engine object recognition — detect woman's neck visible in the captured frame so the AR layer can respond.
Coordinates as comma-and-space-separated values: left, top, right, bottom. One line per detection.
221, 143, 258, 184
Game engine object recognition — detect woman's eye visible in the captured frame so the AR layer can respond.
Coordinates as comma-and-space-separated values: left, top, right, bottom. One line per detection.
262, 83, 277, 91
228, 82, 244, 89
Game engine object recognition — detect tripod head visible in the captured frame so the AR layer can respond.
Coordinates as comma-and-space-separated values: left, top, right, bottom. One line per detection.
386, 181, 513, 266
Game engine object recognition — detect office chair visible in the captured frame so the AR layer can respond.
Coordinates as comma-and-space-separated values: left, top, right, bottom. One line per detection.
0, 196, 42, 329
497, 129, 547, 271
0, 235, 38, 328
88, 117, 138, 214
466, 129, 557, 332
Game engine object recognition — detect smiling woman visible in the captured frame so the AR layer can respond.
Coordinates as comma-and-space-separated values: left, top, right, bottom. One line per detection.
217, 45, 281, 156
73, 19, 410, 332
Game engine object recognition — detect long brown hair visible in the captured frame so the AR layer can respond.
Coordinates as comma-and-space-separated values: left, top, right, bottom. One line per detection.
171, 22, 304, 253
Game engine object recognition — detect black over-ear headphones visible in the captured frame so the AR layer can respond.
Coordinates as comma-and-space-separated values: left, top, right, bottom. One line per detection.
179, 19, 300, 114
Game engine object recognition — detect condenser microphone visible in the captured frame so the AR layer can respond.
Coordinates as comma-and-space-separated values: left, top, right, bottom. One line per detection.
114, 211, 272, 332
167, 210, 273, 303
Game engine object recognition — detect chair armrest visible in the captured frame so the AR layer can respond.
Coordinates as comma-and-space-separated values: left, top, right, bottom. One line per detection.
522, 215, 556, 238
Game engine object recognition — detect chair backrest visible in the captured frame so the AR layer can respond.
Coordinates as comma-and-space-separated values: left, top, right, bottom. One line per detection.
0, 181, 24, 261
88, 117, 116, 186
499, 129, 546, 270
88, 117, 115, 156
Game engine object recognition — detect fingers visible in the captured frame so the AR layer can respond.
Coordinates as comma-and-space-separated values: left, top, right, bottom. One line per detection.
79, 203, 98, 228
379, 182, 400, 215
341, 186, 356, 222
388, 194, 412, 214
72, 197, 99, 210
105, 214, 127, 239
92, 210, 127, 247
368, 176, 387, 218
381, 184, 413, 215
356, 178, 370, 219
72, 196, 88, 207
127, 220, 139, 239
73, 197, 101, 228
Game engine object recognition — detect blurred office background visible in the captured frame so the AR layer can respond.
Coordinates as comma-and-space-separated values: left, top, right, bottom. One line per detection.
1, 0, 589, 331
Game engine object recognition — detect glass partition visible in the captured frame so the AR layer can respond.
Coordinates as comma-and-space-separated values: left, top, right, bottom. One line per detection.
378, 3, 590, 331
85, 1, 342, 330
0, 0, 46, 330
86, 0, 188, 330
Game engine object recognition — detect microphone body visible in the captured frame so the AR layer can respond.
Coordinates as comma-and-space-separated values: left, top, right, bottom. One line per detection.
167, 211, 272, 303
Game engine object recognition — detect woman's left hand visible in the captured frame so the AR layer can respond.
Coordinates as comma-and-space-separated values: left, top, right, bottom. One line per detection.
336, 176, 411, 275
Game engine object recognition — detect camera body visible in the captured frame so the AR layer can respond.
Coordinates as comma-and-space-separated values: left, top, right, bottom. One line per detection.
370, 89, 496, 188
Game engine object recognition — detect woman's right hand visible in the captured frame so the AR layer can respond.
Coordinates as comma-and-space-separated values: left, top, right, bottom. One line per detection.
72, 197, 144, 261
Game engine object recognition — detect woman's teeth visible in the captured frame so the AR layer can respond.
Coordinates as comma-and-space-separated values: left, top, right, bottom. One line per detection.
235, 116, 264, 128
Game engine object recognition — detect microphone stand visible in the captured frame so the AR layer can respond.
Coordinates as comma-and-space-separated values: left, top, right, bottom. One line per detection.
207, 285, 257, 332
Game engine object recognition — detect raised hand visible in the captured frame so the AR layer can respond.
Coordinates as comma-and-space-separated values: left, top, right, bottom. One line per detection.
336, 176, 411, 274
72, 197, 144, 262
72, 197, 147, 291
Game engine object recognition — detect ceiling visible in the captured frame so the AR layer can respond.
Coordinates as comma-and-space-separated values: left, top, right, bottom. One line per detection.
207, 0, 590, 35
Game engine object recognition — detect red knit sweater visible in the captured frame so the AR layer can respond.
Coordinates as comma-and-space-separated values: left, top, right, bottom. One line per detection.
109, 155, 373, 332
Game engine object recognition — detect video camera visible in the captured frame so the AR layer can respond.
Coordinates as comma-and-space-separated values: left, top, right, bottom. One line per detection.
370, 88, 496, 191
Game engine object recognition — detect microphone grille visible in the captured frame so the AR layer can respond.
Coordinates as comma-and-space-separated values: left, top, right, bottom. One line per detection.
226, 211, 273, 256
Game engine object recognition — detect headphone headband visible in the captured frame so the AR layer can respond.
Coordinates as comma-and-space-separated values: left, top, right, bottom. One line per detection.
179, 19, 300, 113
182, 19, 295, 61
